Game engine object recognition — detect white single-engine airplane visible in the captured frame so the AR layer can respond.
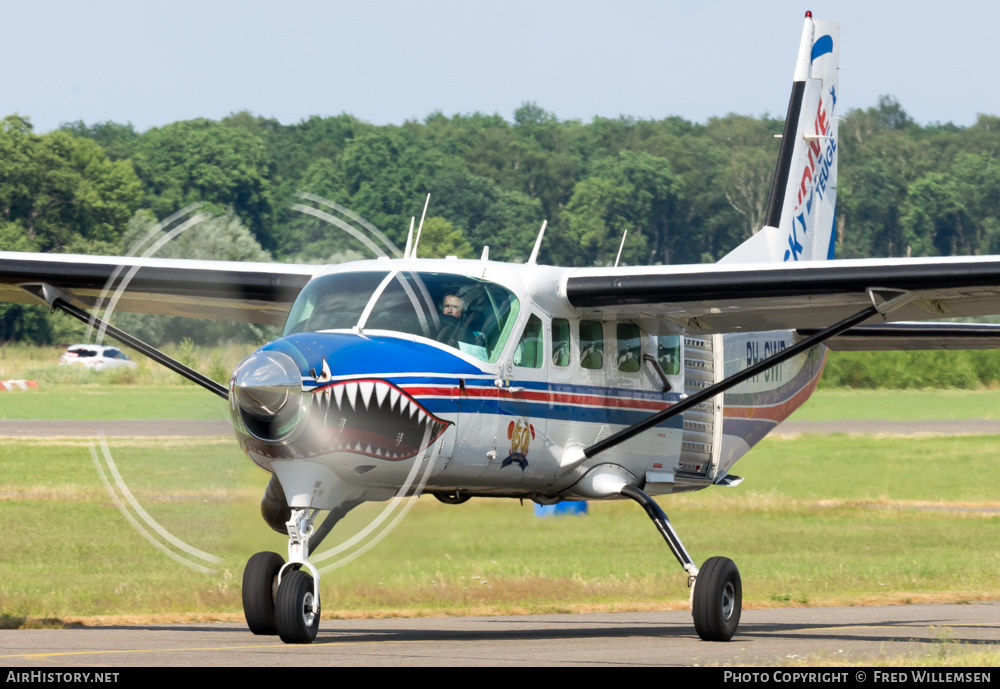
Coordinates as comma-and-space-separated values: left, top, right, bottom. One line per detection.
4, 13, 1000, 644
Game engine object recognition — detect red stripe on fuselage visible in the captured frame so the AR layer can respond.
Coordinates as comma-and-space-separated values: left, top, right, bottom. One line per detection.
400, 385, 672, 411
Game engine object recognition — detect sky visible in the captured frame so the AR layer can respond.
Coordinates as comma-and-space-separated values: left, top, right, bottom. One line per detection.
4, 0, 997, 134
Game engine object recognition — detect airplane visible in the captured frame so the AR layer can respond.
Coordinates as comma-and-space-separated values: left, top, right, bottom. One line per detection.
4, 12, 1000, 645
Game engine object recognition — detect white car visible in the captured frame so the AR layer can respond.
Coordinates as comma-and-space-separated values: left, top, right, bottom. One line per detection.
59, 345, 138, 370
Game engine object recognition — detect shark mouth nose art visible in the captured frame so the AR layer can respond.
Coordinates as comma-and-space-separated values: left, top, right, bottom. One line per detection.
309, 379, 450, 460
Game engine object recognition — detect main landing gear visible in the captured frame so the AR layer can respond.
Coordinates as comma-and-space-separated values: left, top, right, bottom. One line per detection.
620, 485, 742, 641
242, 508, 322, 643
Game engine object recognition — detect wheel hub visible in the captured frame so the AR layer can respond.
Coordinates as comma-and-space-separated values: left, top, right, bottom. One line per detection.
302, 590, 317, 628
721, 581, 735, 620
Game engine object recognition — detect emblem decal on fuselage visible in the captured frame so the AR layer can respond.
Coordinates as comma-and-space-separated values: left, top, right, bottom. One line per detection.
502, 417, 534, 470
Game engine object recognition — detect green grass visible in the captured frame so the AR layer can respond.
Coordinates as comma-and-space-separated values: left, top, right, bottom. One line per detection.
0, 386, 227, 420
2, 434, 999, 622
3, 385, 1000, 423
1, 379, 998, 631
740, 434, 1000, 502
787, 388, 1000, 421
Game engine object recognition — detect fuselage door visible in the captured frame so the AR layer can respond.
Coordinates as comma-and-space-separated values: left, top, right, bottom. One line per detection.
493, 311, 550, 486
451, 373, 497, 480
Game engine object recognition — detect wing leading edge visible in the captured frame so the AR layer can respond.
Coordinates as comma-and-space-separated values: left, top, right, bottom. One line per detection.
0, 252, 320, 326
563, 256, 1000, 334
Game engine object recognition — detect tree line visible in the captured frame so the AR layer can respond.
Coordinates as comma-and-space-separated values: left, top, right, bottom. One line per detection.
2, 95, 1000, 344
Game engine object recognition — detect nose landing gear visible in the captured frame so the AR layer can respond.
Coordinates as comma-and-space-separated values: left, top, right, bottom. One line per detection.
242, 508, 322, 644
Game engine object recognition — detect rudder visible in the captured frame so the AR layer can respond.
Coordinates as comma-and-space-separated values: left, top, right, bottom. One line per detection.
721, 13, 840, 264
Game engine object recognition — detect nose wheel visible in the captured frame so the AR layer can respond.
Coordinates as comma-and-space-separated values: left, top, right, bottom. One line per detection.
244, 497, 365, 643
241, 508, 325, 643
243, 551, 321, 643
275, 569, 320, 643
242, 551, 284, 635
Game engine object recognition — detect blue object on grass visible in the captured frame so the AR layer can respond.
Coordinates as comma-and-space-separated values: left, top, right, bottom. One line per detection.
534, 501, 588, 517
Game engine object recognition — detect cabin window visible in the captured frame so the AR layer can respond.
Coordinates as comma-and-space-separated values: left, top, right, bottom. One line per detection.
617, 323, 642, 372
657, 335, 681, 375
552, 318, 570, 367
579, 320, 604, 370
514, 314, 543, 368
283, 271, 389, 336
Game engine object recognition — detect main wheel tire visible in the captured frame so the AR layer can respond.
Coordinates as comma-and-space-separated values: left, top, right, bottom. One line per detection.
692, 556, 742, 641
275, 569, 320, 644
242, 551, 284, 635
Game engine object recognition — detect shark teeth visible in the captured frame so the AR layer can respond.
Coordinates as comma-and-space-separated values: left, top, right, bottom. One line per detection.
358, 381, 374, 410
309, 378, 449, 460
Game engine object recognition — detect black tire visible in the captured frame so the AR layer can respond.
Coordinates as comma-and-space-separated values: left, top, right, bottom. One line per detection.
242, 551, 284, 635
275, 569, 320, 644
692, 556, 742, 641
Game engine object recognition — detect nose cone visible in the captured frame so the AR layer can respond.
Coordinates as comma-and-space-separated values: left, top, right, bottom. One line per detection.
232, 350, 305, 440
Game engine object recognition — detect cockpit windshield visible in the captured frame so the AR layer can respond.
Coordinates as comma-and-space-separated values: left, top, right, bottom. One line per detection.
282, 270, 520, 363
282, 271, 388, 336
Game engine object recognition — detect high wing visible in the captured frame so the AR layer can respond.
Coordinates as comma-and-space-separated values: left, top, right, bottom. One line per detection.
564, 256, 1000, 335
0, 251, 320, 326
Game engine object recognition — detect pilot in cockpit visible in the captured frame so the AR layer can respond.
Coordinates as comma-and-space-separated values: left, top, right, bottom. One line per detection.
436, 288, 485, 353
440, 291, 465, 320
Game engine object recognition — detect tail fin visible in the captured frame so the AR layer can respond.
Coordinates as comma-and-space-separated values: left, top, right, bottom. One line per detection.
721, 13, 840, 264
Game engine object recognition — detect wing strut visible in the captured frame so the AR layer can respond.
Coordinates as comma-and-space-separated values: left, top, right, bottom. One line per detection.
47, 295, 229, 400
581, 304, 879, 461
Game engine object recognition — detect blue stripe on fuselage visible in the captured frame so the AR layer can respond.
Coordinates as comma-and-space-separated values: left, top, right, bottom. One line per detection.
262, 332, 682, 428
262, 331, 486, 378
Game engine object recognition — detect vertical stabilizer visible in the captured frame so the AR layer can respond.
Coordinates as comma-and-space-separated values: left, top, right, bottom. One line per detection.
721, 13, 840, 264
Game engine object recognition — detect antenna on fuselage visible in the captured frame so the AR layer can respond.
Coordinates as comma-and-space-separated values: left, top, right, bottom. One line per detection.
411, 194, 431, 259
404, 217, 415, 259
614, 229, 628, 267
526, 220, 547, 265
481, 246, 489, 261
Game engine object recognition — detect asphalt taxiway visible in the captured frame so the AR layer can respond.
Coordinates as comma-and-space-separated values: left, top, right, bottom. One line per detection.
1, 603, 997, 667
